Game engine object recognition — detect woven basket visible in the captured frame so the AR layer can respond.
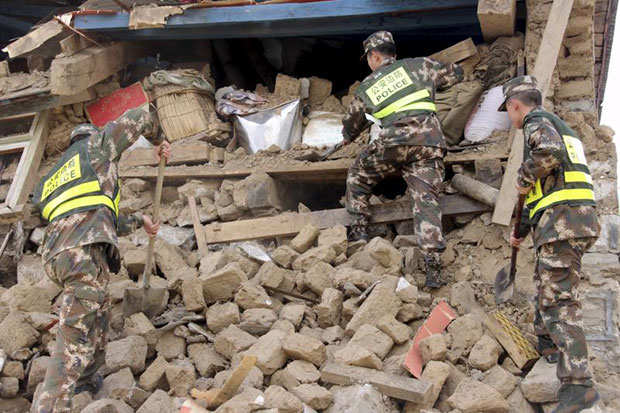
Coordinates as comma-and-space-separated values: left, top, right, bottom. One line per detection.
152, 84, 215, 142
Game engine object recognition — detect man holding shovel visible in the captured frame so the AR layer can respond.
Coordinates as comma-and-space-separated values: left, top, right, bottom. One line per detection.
500, 76, 600, 413
33, 108, 171, 413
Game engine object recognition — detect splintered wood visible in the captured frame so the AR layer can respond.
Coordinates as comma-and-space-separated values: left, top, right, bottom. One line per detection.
191, 355, 258, 408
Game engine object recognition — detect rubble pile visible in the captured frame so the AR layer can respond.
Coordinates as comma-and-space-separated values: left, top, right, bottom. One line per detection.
1, 201, 619, 412
0, 1, 618, 411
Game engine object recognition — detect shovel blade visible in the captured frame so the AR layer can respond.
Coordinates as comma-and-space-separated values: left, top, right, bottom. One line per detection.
494, 265, 515, 304
122, 286, 168, 319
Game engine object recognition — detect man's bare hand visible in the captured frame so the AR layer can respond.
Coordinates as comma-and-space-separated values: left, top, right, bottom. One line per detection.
154, 141, 171, 163
515, 180, 531, 195
143, 215, 160, 238
510, 234, 524, 249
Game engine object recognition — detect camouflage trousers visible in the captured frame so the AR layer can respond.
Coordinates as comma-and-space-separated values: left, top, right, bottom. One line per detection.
35, 244, 110, 413
533, 237, 596, 386
346, 140, 446, 257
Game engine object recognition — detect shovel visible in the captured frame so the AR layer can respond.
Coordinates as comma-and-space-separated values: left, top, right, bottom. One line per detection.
494, 194, 526, 304
123, 153, 168, 318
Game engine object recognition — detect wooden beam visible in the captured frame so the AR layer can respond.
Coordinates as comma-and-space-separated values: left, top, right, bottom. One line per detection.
320, 362, 432, 404
59, 33, 94, 57
121, 144, 214, 168
0, 88, 94, 119
50, 42, 148, 96
5, 110, 50, 208
429, 38, 478, 64
73, 0, 481, 41
204, 195, 491, 244
0, 204, 28, 225
120, 149, 510, 180
451, 174, 499, 207
2, 19, 64, 58
120, 159, 353, 182
492, 0, 575, 226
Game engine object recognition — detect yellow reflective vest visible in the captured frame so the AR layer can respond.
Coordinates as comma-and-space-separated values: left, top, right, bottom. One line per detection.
358, 60, 436, 127
523, 110, 596, 225
33, 139, 120, 223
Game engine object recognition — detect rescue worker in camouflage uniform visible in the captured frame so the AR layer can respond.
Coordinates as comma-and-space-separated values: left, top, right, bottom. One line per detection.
343, 31, 463, 288
32, 108, 171, 413
502, 76, 600, 413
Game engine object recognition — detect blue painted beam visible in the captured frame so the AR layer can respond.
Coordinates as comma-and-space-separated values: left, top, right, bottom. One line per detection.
74, 0, 480, 39
0, 14, 32, 33
0, 2, 56, 18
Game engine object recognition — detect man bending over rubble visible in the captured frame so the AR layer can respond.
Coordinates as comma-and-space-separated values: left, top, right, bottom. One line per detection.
342, 30, 463, 289
32, 108, 171, 413
501, 76, 600, 413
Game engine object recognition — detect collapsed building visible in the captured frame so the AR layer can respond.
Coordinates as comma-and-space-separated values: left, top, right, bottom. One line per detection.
0, 0, 619, 412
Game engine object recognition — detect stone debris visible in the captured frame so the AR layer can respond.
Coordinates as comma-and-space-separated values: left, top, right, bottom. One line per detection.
4, 72, 619, 411
419, 334, 448, 364
520, 357, 562, 403
206, 302, 240, 334
283, 333, 327, 367
106, 336, 148, 374
447, 378, 510, 412
348, 324, 394, 359
467, 334, 503, 371
291, 383, 333, 410
291, 224, 320, 253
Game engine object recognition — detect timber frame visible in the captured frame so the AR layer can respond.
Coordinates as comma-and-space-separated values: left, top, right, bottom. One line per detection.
0, 110, 50, 224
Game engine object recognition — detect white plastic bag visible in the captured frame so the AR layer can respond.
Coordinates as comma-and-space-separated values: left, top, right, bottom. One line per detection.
464, 86, 511, 143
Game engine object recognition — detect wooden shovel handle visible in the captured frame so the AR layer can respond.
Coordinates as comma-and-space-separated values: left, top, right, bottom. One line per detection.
509, 194, 527, 273
143, 153, 166, 289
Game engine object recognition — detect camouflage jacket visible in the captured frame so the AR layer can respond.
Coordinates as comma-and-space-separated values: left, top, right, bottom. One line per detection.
342, 56, 463, 147
517, 107, 600, 248
41, 108, 163, 263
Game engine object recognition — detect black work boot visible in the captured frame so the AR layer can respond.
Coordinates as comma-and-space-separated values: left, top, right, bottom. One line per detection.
424, 256, 444, 289
552, 384, 599, 413
349, 215, 370, 242
75, 353, 105, 394
537, 335, 560, 363
75, 371, 103, 395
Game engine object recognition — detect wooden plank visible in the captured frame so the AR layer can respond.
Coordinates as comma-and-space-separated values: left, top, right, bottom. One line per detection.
2, 19, 64, 58
120, 159, 353, 182
121, 144, 214, 168
187, 196, 208, 255
320, 361, 432, 404
204, 195, 491, 244
120, 149, 509, 180
0, 204, 27, 225
0, 88, 94, 119
429, 38, 478, 63
6, 110, 49, 208
474, 308, 539, 370
50, 42, 148, 96
492, 0, 574, 226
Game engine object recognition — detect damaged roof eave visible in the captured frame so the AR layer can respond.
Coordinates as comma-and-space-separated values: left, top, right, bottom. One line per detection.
72, 0, 482, 40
